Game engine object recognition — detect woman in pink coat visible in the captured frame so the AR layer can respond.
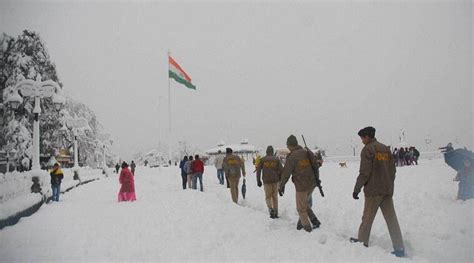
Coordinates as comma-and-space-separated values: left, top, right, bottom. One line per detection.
118, 162, 136, 202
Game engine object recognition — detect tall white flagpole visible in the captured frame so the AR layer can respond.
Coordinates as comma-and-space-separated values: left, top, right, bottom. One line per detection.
168, 50, 172, 165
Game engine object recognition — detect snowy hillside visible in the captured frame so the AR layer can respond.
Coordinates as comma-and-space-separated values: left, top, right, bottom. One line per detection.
0, 158, 472, 262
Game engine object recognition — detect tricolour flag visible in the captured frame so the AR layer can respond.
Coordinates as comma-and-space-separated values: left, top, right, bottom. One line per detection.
169, 55, 196, 90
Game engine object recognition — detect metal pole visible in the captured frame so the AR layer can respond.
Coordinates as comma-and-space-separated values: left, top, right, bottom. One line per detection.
168, 51, 172, 164
73, 134, 78, 169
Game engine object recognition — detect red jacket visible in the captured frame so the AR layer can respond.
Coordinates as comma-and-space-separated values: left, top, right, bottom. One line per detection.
191, 159, 204, 173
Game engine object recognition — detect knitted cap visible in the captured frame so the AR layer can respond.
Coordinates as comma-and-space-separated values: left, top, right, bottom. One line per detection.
266, 145, 274, 155
286, 135, 298, 146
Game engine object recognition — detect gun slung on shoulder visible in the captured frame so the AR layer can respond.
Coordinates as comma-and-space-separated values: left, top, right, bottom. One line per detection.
301, 135, 325, 197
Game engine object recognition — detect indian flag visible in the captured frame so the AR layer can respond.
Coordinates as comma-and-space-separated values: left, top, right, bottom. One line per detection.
169, 55, 196, 90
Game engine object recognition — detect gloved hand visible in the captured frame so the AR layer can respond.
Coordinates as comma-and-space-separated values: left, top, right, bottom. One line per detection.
257, 180, 262, 187
278, 186, 285, 196
316, 178, 322, 187
352, 192, 359, 200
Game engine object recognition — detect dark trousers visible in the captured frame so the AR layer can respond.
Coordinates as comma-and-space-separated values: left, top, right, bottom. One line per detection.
181, 173, 187, 189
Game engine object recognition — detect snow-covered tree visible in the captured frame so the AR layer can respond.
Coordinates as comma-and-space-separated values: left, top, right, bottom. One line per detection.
1, 30, 115, 168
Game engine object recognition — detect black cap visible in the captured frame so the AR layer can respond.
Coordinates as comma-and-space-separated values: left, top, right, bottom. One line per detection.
226, 148, 233, 154
266, 145, 274, 155
286, 135, 298, 146
358, 126, 376, 138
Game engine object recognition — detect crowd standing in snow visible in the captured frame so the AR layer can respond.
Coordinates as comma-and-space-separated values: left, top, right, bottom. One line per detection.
392, 146, 420, 166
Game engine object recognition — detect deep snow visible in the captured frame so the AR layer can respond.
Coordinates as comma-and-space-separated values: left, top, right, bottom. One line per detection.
0, 158, 472, 262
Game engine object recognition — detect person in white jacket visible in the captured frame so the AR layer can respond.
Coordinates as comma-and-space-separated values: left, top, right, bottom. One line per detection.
214, 150, 225, 185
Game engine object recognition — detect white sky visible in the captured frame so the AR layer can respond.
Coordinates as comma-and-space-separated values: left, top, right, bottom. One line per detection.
1, 0, 472, 159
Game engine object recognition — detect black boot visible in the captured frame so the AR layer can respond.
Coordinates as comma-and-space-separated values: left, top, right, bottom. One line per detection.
269, 208, 275, 219
350, 237, 368, 247
296, 219, 303, 230
273, 209, 279, 219
391, 249, 405, 258
310, 217, 321, 229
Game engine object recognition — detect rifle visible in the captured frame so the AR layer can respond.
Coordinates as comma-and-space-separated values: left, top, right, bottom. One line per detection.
301, 135, 325, 197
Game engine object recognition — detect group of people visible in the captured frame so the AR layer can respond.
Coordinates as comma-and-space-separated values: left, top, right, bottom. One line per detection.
179, 155, 205, 191
115, 161, 136, 175
192, 127, 403, 257
392, 146, 420, 166
200, 127, 406, 257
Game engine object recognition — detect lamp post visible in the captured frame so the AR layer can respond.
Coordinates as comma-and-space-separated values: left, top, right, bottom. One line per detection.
103, 144, 106, 169
65, 118, 90, 170
4, 75, 65, 171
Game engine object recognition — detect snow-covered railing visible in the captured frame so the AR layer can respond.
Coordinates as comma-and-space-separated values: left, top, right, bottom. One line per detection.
0, 167, 106, 230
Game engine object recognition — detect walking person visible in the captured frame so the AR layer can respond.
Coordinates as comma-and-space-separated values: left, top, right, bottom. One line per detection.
130, 160, 136, 175
192, 155, 205, 191
223, 148, 246, 203
184, 156, 194, 189
279, 135, 321, 232
256, 146, 283, 218
214, 150, 225, 185
412, 147, 420, 165
118, 162, 136, 202
115, 163, 120, 173
49, 163, 64, 202
350, 126, 405, 257
179, 156, 189, 189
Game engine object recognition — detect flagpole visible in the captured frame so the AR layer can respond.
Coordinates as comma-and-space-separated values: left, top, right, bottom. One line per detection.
168, 50, 172, 165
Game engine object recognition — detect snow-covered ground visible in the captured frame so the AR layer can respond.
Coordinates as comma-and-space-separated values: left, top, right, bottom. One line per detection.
0, 158, 472, 262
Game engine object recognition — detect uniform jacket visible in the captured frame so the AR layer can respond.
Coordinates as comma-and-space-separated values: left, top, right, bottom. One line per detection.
280, 145, 318, 192
353, 138, 396, 197
119, 167, 135, 193
256, 155, 283, 184
223, 154, 245, 179
50, 168, 64, 185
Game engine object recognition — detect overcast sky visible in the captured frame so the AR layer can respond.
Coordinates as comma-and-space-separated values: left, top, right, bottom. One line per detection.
1, 0, 472, 159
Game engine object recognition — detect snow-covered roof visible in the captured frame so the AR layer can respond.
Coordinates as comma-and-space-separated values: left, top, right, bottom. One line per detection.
206, 142, 259, 155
